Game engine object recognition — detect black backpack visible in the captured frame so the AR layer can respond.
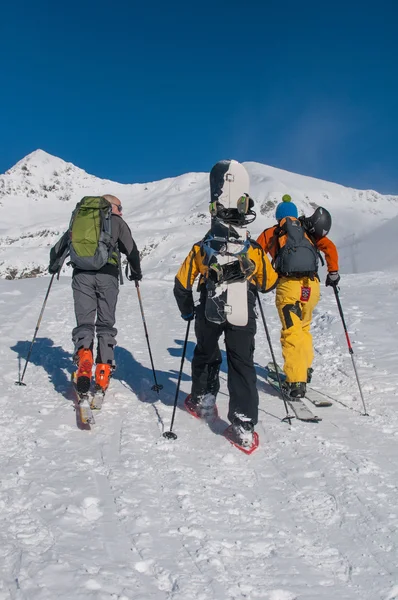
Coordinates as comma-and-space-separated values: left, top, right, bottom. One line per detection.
273, 217, 320, 275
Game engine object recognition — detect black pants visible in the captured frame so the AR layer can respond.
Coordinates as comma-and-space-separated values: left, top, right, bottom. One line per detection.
191, 303, 258, 425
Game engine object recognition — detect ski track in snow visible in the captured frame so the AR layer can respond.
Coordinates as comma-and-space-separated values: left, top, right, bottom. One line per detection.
1, 275, 398, 599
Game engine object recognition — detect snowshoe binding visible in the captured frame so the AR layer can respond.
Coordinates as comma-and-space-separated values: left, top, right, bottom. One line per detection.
184, 393, 218, 421
224, 417, 259, 454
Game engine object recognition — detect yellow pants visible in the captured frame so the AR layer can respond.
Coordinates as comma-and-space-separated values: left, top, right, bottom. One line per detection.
275, 276, 320, 383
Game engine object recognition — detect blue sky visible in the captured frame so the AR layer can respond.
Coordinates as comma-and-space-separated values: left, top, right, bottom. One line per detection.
1, 0, 397, 192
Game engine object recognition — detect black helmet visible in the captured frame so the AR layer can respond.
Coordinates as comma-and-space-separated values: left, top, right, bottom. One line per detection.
304, 207, 332, 239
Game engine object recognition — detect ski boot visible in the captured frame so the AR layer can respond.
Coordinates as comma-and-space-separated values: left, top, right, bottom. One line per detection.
94, 363, 112, 393
286, 381, 306, 398
75, 349, 93, 394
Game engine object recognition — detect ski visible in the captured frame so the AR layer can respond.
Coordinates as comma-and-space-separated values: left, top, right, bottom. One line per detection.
266, 362, 332, 408
71, 373, 95, 425
266, 375, 321, 422
90, 389, 105, 410
78, 395, 96, 425
264, 364, 321, 422
304, 387, 332, 408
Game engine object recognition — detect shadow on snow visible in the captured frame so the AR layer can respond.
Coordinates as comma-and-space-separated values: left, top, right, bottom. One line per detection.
10, 336, 278, 422
10, 338, 202, 409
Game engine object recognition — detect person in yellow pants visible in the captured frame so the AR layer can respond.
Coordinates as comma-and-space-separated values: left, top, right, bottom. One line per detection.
275, 275, 320, 385
257, 195, 340, 397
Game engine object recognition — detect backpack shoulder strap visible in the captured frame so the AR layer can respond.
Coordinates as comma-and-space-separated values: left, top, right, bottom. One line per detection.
248, 238, 263, 251
100, 200, 113, 237
68, 200, 83, 228
269, 223, 283, 253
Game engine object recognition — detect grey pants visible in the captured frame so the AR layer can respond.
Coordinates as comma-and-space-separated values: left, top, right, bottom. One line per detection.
72, 272, 119, 365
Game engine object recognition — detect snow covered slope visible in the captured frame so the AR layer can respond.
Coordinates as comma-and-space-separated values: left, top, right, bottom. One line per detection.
1, 270, 398, 599
339, 214, 398, 273
1, 150, 397, 279
1, 150, 398, 598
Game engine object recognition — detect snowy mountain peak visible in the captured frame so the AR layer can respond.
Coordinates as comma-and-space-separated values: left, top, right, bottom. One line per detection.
0, 150, 117, 216
6, 148, 87, 180
0, 150, 398, 280
12, 148, 64, 167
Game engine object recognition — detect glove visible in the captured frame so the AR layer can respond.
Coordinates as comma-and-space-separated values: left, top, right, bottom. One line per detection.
48, 262, 59, 274
181, 310, 195, 321
325, 271, 340, 287
125, 263, 142, 281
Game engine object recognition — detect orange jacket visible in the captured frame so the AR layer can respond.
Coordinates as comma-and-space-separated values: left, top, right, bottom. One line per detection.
256, 224, 339, 272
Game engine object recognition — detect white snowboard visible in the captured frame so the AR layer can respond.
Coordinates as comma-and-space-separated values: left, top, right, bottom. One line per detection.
207, 160, 251, 327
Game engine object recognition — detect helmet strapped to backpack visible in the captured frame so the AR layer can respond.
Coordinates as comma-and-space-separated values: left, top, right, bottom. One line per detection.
209, 193, 256, 226
68, 196, 116, 271
302, 207, 332, 240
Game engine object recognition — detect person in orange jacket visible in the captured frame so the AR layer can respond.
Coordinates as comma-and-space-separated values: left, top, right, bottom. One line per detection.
256, 195, 340, 397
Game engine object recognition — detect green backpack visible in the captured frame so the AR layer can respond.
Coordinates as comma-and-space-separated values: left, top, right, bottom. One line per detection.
68, 196, 117, 270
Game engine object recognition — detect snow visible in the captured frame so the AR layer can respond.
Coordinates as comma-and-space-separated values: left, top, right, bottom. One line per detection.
1, 269, 398, 599
1, 150, 398, 279
1, 151, 398, 598
339, 215, 398, 273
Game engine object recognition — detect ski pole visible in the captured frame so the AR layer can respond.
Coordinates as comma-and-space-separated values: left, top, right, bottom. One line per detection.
163, 319, 191, 440
135, 281, 163, 393
16, 273, 56, 386
255, 290, 293, 423
332, 285, 368, 416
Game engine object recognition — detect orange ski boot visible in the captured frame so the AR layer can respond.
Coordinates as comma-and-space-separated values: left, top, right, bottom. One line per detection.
95, 363, 112, 393
75, 348, 93, 394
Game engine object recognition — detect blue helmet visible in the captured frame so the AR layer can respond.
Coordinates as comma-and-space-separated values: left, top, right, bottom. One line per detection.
275, 194, 298, 221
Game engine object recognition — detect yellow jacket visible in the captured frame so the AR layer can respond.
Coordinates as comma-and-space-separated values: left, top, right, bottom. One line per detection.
174, 238, 278, 316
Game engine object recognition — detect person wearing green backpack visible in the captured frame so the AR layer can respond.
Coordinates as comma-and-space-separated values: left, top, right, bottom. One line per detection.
49, 194, 142, 394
